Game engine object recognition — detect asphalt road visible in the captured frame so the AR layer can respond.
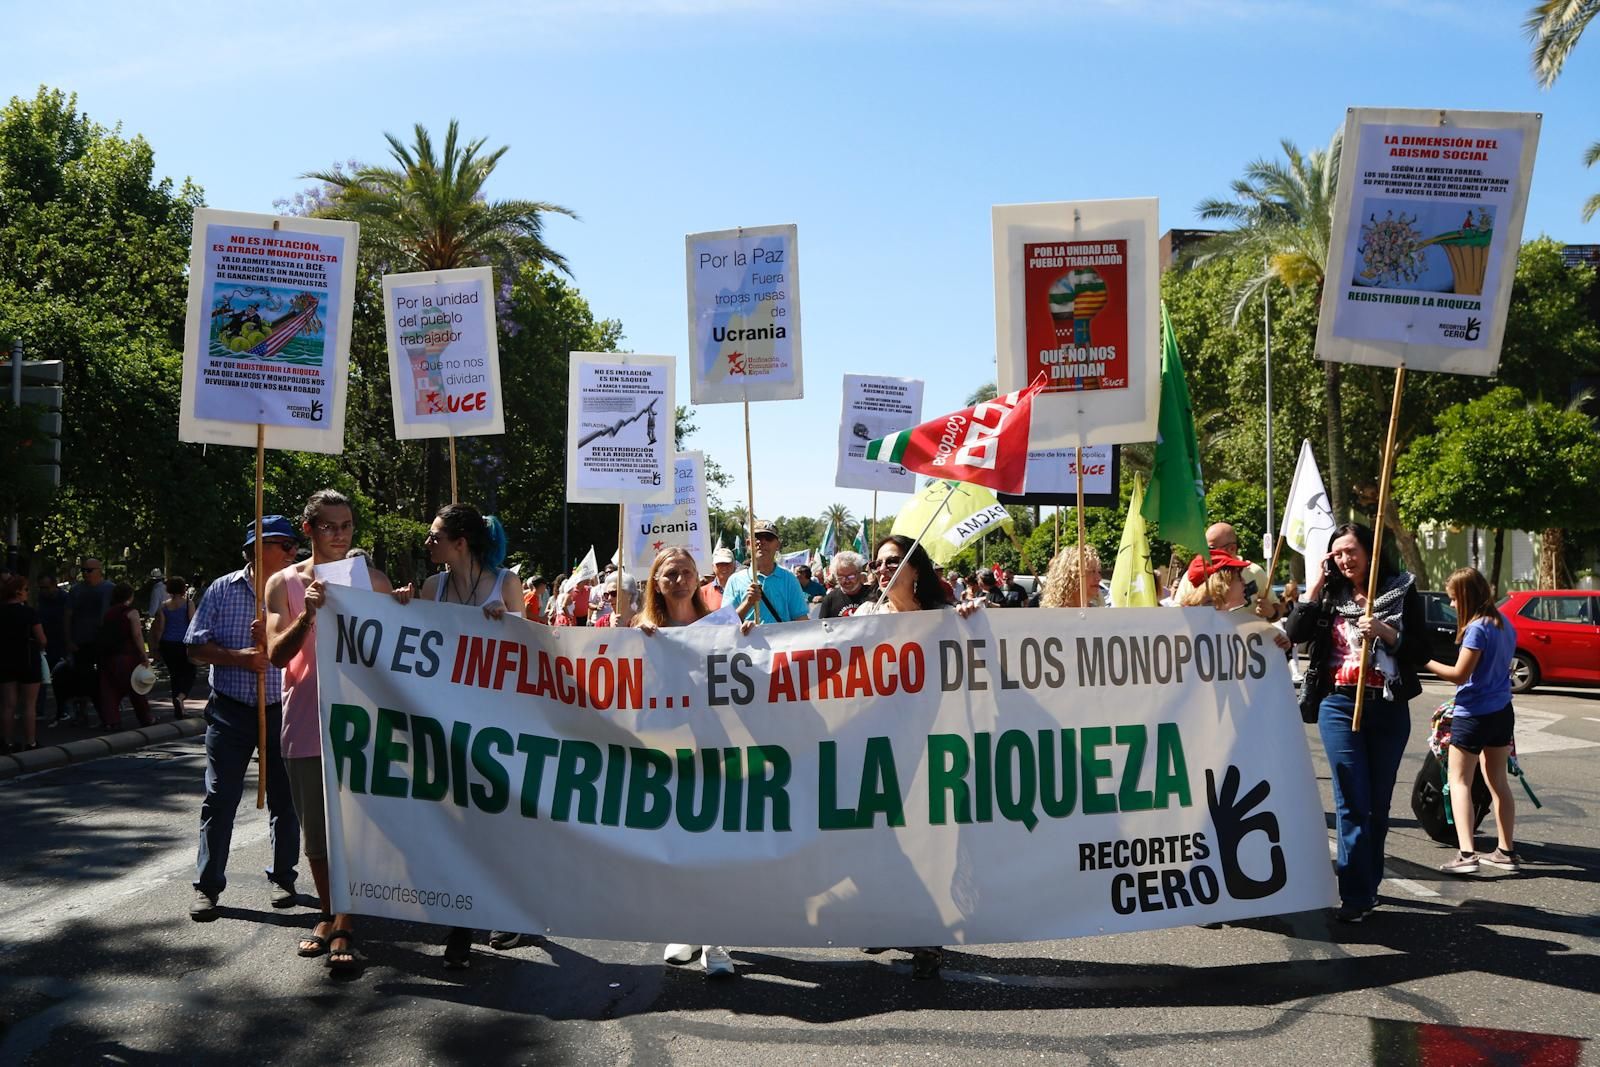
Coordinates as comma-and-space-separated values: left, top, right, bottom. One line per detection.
1, 680, 1595, 1066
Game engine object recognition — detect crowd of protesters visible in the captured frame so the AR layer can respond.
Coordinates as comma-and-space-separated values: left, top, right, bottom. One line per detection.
0, 499, 1522, 982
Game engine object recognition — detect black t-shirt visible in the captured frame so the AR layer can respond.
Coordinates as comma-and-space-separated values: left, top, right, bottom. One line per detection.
820, 585, 874, 619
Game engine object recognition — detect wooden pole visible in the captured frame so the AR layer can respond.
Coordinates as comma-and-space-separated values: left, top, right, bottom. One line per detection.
448, 434, 458, 503
1075, 444, 1089, 607
872, 491, 878, 552
1264, 532, 1286, 587
1353, 364, 1406, 733
743, 394, 758, 620
616, 503, 626, 616
254, 424, 267, 809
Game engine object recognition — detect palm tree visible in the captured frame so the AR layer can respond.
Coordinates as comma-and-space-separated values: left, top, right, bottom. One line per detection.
819, 503, 856, 546
1189, 132, 1349, 514
306, 120, 575, 274
1584, 141, 1600, 222
306, 121, 575, 511
1526, 3, 1600, 221
1526, 0, 1597, 87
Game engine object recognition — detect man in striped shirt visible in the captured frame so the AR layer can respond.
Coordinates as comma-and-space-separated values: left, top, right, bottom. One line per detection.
186, 516, 302, 921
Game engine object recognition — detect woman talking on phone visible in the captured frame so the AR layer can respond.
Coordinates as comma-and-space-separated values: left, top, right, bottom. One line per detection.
1285, 523, 1428, 923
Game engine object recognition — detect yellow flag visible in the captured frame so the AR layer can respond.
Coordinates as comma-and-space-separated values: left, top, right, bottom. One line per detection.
1112, 473, 1158, 607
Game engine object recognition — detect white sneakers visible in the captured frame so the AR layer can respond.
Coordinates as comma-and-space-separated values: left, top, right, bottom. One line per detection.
663, 943, 735, 977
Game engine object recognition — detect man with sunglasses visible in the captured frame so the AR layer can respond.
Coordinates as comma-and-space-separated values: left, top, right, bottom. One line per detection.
723, 520, 809, 625
185, 516, 303, 922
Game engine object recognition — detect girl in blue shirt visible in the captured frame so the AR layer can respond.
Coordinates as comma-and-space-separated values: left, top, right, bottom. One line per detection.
1425, 567, 1520, 875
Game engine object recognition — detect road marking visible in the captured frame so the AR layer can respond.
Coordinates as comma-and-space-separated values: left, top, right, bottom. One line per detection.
1507, 708, 1600, 755
1328, 838, 1441, 898
1584, 717, 1600, 724
0, 819, 268, 948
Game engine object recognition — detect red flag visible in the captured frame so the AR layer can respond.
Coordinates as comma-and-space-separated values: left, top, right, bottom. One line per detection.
865, 373, 1046, 494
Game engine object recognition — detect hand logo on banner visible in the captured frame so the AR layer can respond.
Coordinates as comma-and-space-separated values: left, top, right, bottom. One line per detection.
1206, 766, 1288, 901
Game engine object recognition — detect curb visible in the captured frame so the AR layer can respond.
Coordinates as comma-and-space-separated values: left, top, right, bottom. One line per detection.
0, 717, 207, 782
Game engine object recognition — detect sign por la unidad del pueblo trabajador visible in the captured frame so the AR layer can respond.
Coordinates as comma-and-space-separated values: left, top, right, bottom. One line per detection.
382, 267, 503, 439
685, 224, 802, 404
993, 199, 1159, 448
317, 586, 1335, 945
621, 451, 711, 575
1318, 108, 1540, 376
837, 374, 925, 494
566, 352, 675, 505
179, 209, 358, 453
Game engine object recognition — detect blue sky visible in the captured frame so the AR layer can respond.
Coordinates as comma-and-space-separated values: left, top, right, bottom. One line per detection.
15, 0, 1600, 531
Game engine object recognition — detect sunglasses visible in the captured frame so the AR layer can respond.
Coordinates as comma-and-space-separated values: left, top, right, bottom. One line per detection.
754, 533, 778, 543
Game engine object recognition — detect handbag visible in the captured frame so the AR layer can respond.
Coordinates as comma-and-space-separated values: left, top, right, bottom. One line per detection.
1295, 599, 1335, 724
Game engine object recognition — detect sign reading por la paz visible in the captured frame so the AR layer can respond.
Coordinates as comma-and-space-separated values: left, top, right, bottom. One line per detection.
685, 224, 802, 404
621, 451, 711, 574
382, 267, 503, 439
179, 208, 358, 453
1318, 107, 1540, 376
565, 352, 675, 505
992, 199, 1159, 448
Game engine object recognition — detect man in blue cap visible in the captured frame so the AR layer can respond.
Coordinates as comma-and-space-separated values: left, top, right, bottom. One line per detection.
185, 516, 303, 920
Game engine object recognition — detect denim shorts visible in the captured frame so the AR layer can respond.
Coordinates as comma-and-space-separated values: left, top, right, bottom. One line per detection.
1451, 704, 1514, 753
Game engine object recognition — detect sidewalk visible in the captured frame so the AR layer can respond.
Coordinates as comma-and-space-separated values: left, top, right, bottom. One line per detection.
0, 672, 211, 782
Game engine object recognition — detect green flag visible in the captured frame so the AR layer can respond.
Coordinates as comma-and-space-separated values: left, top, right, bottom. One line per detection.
853, 526, 867, 555
1141, 304, 1208, 559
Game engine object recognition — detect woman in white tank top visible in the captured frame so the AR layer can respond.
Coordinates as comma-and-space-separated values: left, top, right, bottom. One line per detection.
419, 504, 523, 620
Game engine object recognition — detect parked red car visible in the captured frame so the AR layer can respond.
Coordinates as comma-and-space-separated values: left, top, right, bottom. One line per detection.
1498, 590, 1600, 693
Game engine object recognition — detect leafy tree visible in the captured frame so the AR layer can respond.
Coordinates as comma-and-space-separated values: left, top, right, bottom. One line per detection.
1188, 134, 1350, 513
306, 121, 574, 513
1394, 387, 1600, 591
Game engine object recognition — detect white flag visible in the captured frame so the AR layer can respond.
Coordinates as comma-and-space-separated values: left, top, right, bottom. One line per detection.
574, 545, 599, 582
1279, 440, 1337, 557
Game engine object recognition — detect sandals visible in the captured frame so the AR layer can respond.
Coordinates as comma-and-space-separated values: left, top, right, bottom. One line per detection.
297, 915, 332, 958
326, 928, 360, 973
489, 931, 535, 951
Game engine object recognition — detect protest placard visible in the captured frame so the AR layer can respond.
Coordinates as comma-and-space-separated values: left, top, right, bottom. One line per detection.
320, 587, 1335, 946
382, 267, 503, 439
998, 445, 1122, 509
566, 352, 675, 505
179, 209, 358, 453
836, 374, 924, 493
620, 451, 711, 575
1318, 108, 1540, 376
685, 224, 802, 404
993, 199, 1159, 448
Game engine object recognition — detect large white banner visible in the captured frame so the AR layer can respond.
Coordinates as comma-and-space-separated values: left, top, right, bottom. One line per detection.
565, 352, 675, 504
320, 589, 1335, 946
382, 266, 504, 439
1318, 108, 1540, 376
836, 373, 924, 493
180, 209, 358, 453
685, 224, 802, 404
993, 199, 1160, 447
621, 451, 711, 576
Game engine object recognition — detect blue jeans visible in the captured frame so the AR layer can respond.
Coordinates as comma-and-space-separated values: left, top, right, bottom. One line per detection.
194, 692, 299, 897
1318, 692, 1412, 908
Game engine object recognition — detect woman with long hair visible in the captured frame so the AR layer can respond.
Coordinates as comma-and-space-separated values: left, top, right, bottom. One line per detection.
853, 535, 979, 979
635, 546, 741, 976
1285, 523, 1428, 923
1426, 567, 1521, 875
1041, 545, 1103, 608
151, 576, 196, 718
0, 574, 46, 753
96, 582, 154, 731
